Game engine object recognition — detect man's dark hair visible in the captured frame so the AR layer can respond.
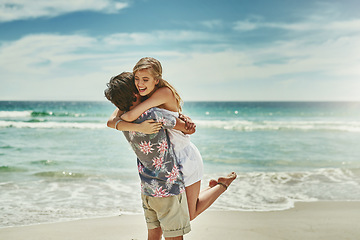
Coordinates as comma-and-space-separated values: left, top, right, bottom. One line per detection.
104, 72, 137, 111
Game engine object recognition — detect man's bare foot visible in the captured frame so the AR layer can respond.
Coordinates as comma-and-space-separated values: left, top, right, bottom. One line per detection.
209, 179, 217, 188
217, 172, 237, 190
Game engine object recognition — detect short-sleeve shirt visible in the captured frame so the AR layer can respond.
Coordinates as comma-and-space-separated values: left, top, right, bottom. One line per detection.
122, 107, 185, 197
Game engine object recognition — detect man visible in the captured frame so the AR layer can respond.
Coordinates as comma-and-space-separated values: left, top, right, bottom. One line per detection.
105, 72, 193, 240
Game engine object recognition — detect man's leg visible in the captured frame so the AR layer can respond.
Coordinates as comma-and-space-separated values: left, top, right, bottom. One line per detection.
148, 227, 162, 240
142, 194, 163, 240
165, 236, 183, 240
152, 193, 191, 239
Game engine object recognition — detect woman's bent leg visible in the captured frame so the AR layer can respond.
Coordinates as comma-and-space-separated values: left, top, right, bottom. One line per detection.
185, 172, 236, 221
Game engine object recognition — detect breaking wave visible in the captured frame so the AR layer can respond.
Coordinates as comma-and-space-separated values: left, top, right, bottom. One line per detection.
0, 120, 106, 129
0, 110, 86, 118
1, 118, 359, 132
196, 119, 360, 132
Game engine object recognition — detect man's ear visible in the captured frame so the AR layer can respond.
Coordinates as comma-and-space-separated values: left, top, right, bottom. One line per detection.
133, 93, 141, 103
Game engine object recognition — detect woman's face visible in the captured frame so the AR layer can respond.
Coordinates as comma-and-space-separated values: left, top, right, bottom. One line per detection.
134, 68, 159, 97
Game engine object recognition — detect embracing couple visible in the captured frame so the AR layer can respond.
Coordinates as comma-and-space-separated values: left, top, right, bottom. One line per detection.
104, 57, 236, 240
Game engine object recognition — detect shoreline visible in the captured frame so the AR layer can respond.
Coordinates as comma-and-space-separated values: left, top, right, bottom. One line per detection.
1, 201, 359, 240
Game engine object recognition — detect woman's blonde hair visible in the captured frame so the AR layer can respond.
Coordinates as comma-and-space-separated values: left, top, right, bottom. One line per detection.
133, 57, 183, 112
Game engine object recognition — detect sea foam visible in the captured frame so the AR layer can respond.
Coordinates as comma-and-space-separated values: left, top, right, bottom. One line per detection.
0, 120, 106, 129
0, 111, 32, 118
195, 119, 360, 132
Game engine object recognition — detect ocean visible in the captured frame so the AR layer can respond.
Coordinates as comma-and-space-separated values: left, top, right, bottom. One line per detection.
1, 101, 360, 227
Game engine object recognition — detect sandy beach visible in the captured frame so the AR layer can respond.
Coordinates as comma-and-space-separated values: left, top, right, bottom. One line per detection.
1, 201, 359, 240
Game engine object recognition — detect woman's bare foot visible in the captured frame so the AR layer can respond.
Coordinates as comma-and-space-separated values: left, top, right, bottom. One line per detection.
217, 172, 237, 190
209, 179, 218, 188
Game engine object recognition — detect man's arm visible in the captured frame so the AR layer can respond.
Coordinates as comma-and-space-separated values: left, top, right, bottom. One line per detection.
107, 108, 162, 134
107, 108, 122, 129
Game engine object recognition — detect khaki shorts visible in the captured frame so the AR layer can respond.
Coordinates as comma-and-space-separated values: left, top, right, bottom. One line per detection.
141, 192, 191, 238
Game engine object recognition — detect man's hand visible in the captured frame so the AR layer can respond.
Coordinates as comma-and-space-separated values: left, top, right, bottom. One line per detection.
179, 113, 196, 131
137, 119, 163, 134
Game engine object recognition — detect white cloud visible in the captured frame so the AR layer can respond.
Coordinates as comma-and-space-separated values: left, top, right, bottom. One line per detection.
0, 30, 224, 77
103, 30, 224, 46
0, 34, 96, 74
162, 27, 360, 100
0, 0, 128, 22
234, 15, 360, 34
201, 20, 223, 29
263, 18, 360, 33
233, 20, 259, 31
1, 22, 360, 101
326, 19, 360, 32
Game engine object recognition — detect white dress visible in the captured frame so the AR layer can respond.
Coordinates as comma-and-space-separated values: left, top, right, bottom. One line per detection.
165, 110, 204, 187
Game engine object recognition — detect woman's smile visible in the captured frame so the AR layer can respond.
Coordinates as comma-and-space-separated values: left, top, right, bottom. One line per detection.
138, 86, 147, 93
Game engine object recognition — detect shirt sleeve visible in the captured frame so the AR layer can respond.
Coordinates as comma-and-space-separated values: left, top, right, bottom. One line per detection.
149, 108, 177, 129
134, 107, 177, 129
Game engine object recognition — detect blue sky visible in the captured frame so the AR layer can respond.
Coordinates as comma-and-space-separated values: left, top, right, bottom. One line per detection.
1, 0, 359, 101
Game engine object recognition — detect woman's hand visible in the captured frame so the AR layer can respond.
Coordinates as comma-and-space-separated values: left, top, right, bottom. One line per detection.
179, 113, 196, 131
137, 119, 163, 134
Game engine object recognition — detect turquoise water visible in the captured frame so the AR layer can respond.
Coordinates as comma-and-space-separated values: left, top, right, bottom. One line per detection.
1, 101, 360, 227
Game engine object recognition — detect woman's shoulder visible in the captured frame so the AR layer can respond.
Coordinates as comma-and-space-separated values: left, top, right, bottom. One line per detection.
153, 87, 179, 112
155, 86, 174, 97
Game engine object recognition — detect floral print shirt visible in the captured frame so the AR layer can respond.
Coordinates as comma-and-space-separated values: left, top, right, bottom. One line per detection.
122, 108, 185, 197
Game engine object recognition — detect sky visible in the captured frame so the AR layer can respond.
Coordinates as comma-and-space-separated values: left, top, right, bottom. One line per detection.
0, 0, 360, 102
